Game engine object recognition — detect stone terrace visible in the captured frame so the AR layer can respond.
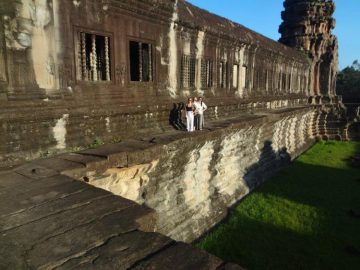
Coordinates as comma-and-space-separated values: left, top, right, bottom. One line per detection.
0, 103, 340, 268
0, 165, 242, 269
0, 112, 280, 269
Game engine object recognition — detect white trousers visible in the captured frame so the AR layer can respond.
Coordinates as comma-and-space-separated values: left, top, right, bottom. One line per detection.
198, 113, 204, 130
186, 111, 194, 132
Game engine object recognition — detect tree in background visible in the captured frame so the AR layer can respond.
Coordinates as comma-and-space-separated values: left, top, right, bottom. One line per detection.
351, 60, 360, 71
336, 60, 360, 102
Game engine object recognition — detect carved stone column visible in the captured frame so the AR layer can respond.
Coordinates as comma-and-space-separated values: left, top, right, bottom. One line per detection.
81, 32, 88, 80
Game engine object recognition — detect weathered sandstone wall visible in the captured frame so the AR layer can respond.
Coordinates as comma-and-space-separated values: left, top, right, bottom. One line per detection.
84, 107, 316, 243
0, 0, 317, 167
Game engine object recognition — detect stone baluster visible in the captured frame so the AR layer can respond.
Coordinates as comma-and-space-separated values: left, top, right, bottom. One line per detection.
105, 36, 110, 81
91, 34, 98, 81
81, 33, 87, 80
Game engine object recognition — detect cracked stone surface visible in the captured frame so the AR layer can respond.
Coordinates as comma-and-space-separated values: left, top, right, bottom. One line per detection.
0, 165, 241, 269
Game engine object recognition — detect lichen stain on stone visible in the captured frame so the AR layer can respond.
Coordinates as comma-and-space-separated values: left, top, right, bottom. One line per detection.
213, 129, 255, 200
53, 114, 69, 150
167, 0, 179, 98
195, 31, 205, 95
182, 141, 214, 216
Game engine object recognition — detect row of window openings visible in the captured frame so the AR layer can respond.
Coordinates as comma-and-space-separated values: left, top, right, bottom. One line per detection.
180, 56, 247, 89
79, 33, 240, 87
253, 70, 307, 91
79, 33, 153, 82
78, 33, 305, 91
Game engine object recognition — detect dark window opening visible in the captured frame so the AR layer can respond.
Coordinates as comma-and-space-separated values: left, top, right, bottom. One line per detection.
265, 70, 269, 91
267, 70, 273, 91
201, 59, 213, 88
287, 73, 291, 90
79, 32, 111, 81
129, 41, 153, 82
282, 73, 287, 90
219, 61, 227, 88
243, 66, 249, 89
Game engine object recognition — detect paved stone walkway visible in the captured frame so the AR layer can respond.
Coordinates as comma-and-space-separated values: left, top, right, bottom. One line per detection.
0, 163, 242, 269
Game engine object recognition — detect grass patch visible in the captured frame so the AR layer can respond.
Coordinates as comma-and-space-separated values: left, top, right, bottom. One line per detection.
198, 141, 360, 270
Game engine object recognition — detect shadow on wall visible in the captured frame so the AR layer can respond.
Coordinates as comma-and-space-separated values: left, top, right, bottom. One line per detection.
243, 140, 291, 190
193, 140, 294, 241
169, 102, 186, 131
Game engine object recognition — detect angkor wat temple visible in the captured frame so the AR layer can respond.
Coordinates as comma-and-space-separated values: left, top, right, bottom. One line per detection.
2, 1, 360, 269
0, 0, 355, 167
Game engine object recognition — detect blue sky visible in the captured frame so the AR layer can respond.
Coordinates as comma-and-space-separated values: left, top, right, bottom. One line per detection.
187, 0, 359, 70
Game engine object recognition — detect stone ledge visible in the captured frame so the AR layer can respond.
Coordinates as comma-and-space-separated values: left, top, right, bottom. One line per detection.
6, 106, 313, 182
0, 168, 243, 269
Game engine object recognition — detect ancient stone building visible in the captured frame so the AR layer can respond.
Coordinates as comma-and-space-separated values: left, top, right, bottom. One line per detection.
279, 0, 339, 101
0, 0, 320, 167
1, 1, 359, 264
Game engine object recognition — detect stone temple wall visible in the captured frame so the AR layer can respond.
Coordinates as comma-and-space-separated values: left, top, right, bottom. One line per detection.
78, 107, 316, 243
0, 0, 319, 167
0, 0, 357, 259
0, 0, 355, 171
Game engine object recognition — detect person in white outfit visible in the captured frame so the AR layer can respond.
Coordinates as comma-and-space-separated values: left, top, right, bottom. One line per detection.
185, 98, 195, 132
194, 97, 207, 130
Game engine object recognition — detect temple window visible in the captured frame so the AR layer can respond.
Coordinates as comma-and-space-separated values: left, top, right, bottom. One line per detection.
267, 70, 273, 91
180, 55, 196, 89
201, 59, 213, 88
219, 61, 227, 88
265, 70, 269, 91
243, 66, 249, 89
288, 73, 292, 90
79, 32, 111, 81
282, 73, 287, 90
129, 41, 153, 82
254, 70, 260, 90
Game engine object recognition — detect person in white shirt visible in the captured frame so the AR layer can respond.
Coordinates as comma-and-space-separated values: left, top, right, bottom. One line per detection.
194, 97, 207, 130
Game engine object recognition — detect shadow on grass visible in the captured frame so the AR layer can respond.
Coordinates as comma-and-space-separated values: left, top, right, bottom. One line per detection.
199, 142, 360, 270
201, 213, 360, 270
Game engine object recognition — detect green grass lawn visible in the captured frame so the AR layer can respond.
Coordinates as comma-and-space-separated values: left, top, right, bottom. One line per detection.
197, 141, 360, 270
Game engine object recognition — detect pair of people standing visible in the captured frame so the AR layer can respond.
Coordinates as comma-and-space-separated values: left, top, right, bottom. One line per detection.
185, 97, 208, 132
